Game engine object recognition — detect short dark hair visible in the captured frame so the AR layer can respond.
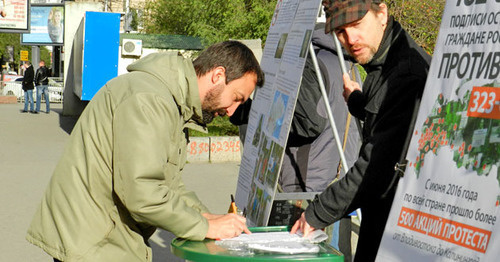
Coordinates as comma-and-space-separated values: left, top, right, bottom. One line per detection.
193, 41, 264, 87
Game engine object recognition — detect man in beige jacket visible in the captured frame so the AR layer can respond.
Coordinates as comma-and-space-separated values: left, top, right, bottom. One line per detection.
27, 41, 264, 262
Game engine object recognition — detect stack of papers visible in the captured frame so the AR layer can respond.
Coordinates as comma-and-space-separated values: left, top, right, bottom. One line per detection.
216, 230, 328, 254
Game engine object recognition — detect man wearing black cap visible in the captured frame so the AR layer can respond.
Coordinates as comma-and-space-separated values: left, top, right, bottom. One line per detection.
291, 1, 431, 261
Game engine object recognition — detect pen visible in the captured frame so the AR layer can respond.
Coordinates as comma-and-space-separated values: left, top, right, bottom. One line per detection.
228, 194, 237, 214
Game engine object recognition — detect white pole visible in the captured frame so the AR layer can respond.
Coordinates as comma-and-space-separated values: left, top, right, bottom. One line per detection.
332, 32, 364, 142
332, 33, 348, 75
308, 43, 349, 175
309, 41, 362, 222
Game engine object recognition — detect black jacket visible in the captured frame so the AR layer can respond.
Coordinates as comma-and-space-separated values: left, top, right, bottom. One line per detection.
304, 18, 431, 261
35, 66, 50, 86
22, 65, 34, 91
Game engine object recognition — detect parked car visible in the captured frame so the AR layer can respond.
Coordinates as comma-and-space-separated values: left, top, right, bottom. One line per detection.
2, 77, 23, 98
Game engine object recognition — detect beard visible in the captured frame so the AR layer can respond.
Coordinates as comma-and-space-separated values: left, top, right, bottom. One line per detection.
201, 83, 226, 124
350, 44, 377, 65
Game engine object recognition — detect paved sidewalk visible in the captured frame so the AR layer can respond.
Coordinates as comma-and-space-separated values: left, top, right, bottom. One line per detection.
0, 103, 240, 261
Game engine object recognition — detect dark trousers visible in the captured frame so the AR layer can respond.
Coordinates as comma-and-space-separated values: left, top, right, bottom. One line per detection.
354, 197, 393, 262
338, 217, 353, 262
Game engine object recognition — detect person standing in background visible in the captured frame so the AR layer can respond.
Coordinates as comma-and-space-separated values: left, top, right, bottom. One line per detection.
35, 60, 51, 114
21, 61, 35, 114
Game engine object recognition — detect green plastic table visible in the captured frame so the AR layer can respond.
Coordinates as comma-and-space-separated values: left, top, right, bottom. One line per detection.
170, 226, 344, 261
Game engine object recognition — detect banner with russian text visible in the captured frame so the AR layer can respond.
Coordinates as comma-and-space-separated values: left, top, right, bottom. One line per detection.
377, 0, 500, 261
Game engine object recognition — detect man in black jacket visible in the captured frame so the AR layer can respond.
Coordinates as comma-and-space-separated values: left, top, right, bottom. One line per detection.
22, 61, 35, 113
35, 60, 51, 113
291, 1, 431, 261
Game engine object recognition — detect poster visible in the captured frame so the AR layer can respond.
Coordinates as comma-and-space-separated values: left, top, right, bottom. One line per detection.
0, 0, 29, 33
21, 4, 64, 45
377, 1, 500, 261
235, 0, 321, 227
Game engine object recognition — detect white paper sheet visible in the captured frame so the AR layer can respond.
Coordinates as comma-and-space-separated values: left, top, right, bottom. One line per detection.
216, 230, 327, 254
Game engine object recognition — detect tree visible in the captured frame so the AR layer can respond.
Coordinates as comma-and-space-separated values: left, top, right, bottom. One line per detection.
0, 33, 52, 73
144, 0, 445, 54
386, 0, 446, 54
143, 0, 276, 46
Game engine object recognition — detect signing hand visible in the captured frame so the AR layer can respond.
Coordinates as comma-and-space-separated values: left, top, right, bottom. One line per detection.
342, 73, 361, 102
290, 212, 316, 237
205, 213, 251, 239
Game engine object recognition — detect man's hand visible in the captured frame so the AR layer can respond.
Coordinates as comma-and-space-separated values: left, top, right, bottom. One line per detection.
290, 212, 316, 237
205, 213, 251, 240
342, 73, 361, 102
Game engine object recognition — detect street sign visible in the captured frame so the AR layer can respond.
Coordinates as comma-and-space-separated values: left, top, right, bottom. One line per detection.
20, 50, 29, 61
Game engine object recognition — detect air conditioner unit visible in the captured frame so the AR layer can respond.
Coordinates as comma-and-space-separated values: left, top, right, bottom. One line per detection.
122, 39, 142, 57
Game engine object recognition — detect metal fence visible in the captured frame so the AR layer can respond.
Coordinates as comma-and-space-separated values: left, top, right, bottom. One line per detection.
1, 77, 64, 103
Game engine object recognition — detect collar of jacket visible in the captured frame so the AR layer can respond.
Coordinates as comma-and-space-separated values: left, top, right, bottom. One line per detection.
127, 53, 207, 133
362, 16, 402, 74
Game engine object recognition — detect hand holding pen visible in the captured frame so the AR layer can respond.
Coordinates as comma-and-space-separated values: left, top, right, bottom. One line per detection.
204, 194, 251, 239
229, 194, 247, 218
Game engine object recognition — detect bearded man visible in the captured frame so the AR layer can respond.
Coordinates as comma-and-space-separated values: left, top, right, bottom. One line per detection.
27, 41, 264, 262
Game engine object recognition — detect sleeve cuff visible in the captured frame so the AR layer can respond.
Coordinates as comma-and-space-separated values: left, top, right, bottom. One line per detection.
304, 197, 338, 229
347, 90, 366, 119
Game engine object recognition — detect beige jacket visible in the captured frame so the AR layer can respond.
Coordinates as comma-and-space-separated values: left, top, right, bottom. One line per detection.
27, 53, 209, 261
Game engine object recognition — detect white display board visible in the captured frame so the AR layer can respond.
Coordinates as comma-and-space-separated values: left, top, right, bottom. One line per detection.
235, 0, 322, 227
377, 0, 500, 261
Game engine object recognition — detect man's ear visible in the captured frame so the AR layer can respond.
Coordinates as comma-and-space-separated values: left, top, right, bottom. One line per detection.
211, 66, 226, 85
378, 3, 389, 26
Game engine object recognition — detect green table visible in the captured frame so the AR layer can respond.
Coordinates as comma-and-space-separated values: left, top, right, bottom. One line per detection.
170, 226, 343, 261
